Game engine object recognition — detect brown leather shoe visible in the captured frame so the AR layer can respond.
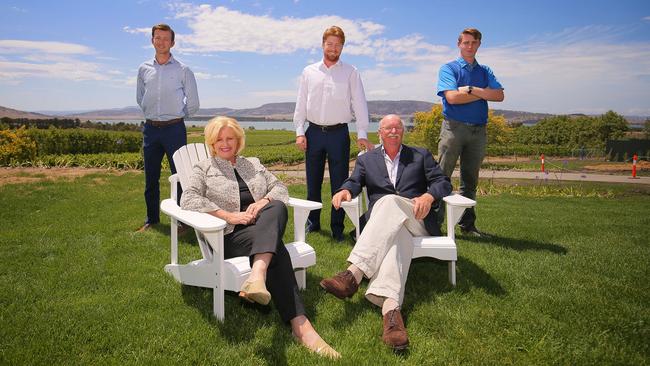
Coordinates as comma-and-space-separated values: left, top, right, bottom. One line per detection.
382, 308, 409, 350
319, 270, 359, 299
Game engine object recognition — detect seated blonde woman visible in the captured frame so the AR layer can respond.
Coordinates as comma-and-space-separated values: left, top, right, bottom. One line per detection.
180, 116, 339, 359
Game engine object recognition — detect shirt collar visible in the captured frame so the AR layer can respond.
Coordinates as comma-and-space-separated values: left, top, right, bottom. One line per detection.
319, 59, 343, 70
456, 56, 479, 70
153, 53, 176, 66
381, 144, 403, 161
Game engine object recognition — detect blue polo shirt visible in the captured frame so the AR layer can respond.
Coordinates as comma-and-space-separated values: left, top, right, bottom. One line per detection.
437, 57, 503, 125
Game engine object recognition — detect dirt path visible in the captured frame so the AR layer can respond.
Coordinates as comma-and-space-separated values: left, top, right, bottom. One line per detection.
0, 167, 131, 186
1, 160, 648, 186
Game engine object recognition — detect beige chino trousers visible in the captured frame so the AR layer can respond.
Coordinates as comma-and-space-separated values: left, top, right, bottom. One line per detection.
347, 194, 429, 307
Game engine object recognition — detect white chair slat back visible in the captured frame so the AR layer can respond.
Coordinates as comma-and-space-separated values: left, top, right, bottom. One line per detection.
174, 143, 210, 190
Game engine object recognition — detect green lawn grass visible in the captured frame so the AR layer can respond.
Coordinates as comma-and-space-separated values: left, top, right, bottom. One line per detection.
1, 173, 648, 365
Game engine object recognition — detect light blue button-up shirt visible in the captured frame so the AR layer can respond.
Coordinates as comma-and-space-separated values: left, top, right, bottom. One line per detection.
136, 54, 199, 121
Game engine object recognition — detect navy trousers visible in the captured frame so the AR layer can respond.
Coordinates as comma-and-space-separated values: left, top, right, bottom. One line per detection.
304, 124, 350, 237
142, 121, 187, 224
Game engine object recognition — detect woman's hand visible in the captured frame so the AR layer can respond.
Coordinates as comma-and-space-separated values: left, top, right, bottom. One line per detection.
224, 211, 256, 225
245, 198, 270, 218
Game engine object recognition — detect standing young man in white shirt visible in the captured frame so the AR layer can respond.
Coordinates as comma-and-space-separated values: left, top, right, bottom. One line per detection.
293, 25, 373, 242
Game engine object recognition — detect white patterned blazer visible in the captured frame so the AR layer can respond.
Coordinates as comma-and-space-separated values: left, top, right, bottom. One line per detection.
180, 155, 289, 234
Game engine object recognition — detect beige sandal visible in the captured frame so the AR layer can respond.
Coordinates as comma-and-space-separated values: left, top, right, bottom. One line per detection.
239, 279, 271, 305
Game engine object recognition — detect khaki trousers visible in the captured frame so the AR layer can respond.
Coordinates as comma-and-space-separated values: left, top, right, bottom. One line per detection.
347, 195, 429, 307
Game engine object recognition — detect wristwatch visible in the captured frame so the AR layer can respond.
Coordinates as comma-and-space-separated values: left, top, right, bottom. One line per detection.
467, 86, 473, 94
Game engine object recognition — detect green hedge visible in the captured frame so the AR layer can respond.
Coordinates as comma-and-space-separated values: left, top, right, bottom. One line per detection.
486, 144, 575, 157
6, 152, 152, 170
24, 128, 141, 155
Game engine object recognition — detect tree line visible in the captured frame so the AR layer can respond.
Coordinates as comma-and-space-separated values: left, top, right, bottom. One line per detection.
0, 117, 142, 132
411, 106, 631, 157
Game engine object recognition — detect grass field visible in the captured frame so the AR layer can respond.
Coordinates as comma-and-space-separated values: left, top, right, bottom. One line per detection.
0, 171, 648, 365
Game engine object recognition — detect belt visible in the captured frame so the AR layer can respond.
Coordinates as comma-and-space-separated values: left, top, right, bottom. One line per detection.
308, 122, 347, 132
445, 118, 486, 128
145, 118, 184, 127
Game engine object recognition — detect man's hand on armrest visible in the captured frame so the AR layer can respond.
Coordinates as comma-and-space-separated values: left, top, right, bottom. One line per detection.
332, 189, 352, 210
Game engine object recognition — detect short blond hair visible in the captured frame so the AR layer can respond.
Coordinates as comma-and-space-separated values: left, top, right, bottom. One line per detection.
204, 116, 246, 157
322, 25, 345, 45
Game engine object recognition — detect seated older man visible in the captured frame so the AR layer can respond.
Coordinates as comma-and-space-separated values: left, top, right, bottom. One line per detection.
320, 114, 452, 350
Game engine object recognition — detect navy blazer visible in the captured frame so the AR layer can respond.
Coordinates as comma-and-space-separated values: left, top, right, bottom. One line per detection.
340, 144, 452, 236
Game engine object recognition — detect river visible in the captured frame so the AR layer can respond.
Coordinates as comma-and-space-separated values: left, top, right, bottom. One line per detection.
91, 119, 416, 133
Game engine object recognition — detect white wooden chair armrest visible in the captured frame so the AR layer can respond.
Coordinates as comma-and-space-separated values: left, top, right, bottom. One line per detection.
443, 193, 477, 208
287, 197, 323, 210
287, 197, 323, 243
160, 198, 226, 232
340, 198, 361, 239
442, 193, 477, 241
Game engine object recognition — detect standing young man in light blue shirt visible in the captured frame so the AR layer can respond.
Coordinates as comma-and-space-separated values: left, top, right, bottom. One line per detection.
436, 28, 504, 237
136, 23, 199, 232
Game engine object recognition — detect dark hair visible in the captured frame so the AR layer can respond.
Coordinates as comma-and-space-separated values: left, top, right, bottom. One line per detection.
322, 26, 345, 45
458, 28, 482, 43
152, 23, 175, 42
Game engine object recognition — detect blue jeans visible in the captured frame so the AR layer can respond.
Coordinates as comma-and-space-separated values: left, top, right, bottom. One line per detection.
142, 121, 187, 224
437, 119, 486, 228
304, 123, 350, 236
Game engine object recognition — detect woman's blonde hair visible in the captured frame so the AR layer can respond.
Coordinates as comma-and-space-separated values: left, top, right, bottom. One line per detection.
204, 116, 246, 157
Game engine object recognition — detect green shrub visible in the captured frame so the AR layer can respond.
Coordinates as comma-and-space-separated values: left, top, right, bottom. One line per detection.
24, 128, 141, 155
8, 152, 149, 170
0, 127, 37, 165
410, 105, 514, 154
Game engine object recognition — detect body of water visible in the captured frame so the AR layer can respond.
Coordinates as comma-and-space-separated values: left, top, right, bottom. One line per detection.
92, 119, 399, 133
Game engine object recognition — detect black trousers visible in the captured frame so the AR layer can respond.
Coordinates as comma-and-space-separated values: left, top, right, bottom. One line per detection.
223, 201, 305, 323
304, 123, 350, 236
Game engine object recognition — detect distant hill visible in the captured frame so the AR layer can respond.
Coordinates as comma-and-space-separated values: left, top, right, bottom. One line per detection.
65, 106, 144, 120
490, 108, 555, 125
0, 106, 53, 119
2, 102, 645, 126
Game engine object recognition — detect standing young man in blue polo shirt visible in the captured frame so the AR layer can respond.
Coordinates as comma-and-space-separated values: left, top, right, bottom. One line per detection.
437, 28, 504, 237
136, 23, 199, 232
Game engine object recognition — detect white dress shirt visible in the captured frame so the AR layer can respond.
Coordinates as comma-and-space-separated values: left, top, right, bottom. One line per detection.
382, 145, 402, 187
293, 60, 369, 139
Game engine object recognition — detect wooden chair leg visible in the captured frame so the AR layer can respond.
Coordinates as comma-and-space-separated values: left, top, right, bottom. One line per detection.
449, 261, 456, 286
295, 269, 306, 290
213, 286, 225, 321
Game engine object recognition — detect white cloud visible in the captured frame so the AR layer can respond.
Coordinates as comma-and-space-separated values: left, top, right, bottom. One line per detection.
0, 40, 94, 55
122, 26, 149, 36
169, 4, 384, 54
0, 40, 119, 83
194, 72, 228, 80
0, 59, 109, 81
358, 26, 650, 115
643, 16, 650, 21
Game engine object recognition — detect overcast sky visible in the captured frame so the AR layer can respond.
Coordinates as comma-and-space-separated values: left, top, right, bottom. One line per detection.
1, 0, 649, 116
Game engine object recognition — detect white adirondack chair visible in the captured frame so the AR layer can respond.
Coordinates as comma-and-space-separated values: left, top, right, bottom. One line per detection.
160, 143, 322, 320
339, 149, 476, 286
